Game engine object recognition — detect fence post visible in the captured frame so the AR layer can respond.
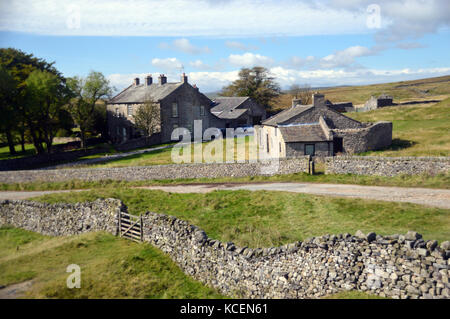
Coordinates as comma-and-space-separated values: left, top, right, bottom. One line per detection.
118, 210, 121, 237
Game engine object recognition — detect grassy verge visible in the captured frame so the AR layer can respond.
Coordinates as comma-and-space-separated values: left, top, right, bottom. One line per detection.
347, 98, 450, 157
0, 227, 224, 298
1, 170, 449, 191
31, 188, 450, 247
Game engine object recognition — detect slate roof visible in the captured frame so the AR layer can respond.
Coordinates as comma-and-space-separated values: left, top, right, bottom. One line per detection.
109, 82, 184, 104
210, 97, 249, 119
278, 123, 329, 143
262, 105, 313, 126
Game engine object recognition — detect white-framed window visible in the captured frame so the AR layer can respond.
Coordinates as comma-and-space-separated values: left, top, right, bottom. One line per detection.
127, 105, 133, 116
115, 108, 119, 117
200, 105, 205, 116
172, 102, 178, 117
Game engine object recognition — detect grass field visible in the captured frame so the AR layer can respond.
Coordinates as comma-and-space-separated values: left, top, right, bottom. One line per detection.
31, 188, 450, 247
276, 75, 450, 110
347, 97, 450, 157
0, 227, 224, 298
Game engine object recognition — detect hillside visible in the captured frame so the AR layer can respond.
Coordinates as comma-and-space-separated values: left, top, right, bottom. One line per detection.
348, 97, 450, 157
275, 75, 450, 110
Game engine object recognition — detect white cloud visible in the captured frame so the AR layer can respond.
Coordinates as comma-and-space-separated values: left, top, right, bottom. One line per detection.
227, 52, 274, 67
0, 0, 368, 36
159, 38, 210, 55
319, 45, 376, 68
108, 66, 450, 93
225, 41, 259, 51
189, 60, 213, 70
395, 42, 426, 50
151, 57, 182, 71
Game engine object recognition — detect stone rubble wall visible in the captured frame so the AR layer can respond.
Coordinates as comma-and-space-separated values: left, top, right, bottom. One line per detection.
1, 199, 448, 299
0, 157, 309, 184
325, 156, 450, 177
0, 199, 121, 236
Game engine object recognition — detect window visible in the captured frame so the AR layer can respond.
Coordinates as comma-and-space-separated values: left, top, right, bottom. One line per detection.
115, 108, 119, 117
200, 105, 205, 116
173, 124, 178, 130
172, 102, 178, 117
266, 134, 270, 153
279, 142, 282, 153
305, 144, 315, 156
127, 105, 133, 116
274, 128, 277, 136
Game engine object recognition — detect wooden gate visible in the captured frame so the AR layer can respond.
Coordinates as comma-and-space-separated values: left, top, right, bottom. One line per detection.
118, 211, 143, 242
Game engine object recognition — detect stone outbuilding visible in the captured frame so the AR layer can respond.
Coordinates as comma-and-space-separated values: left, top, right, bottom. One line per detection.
255, 93, 392, 157
363, 94, 394, 111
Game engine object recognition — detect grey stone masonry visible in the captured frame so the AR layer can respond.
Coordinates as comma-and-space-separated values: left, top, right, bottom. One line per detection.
0, 157, 310, 184
325, 156, 450, 177
0, 199, 448, 299
0, 199, 121, 236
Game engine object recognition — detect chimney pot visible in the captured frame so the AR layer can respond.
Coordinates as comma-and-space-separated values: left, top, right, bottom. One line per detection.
134, 77, 140, 86
159, 74, 167, 85
145, 75, 152, 86
181, 72, 188, 83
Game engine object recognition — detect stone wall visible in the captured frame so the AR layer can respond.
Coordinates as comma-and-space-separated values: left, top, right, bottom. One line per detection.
325, 156, 450, 177
1, 199, 448, 299
114, 134, 162, 152
332, 121, 392, 154
142, 212, 449, 299
0, 199, 121, 236
0, 157, 310, 184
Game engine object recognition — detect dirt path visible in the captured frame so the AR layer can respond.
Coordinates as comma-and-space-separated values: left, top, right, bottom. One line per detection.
1, 182, 449, 209
0, 280, 33, 299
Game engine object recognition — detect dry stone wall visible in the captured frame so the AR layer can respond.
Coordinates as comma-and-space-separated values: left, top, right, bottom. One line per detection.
0, 199, 121, 236
1, 199, 448, 299
325, 156, 450, 177
0, 157, 309, 184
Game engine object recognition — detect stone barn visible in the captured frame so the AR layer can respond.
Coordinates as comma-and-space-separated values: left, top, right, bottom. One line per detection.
255, 93, 392, 157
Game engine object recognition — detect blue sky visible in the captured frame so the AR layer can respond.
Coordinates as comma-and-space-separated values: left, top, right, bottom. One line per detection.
0, 0, 449, 93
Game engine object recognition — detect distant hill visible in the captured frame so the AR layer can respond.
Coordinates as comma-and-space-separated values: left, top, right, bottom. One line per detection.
275, 75, 450, 111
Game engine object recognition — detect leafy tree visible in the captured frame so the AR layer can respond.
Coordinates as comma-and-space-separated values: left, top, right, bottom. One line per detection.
134, 96, 161, 136
0, 66, 18, 154
67, 71, 113, 149
24, 70, 70, 154
290, 83, 312, 105
0, 48, 64, 154
220, 66, 281, 110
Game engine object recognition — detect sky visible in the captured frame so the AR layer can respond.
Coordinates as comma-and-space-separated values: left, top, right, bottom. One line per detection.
0, 0, 449, 93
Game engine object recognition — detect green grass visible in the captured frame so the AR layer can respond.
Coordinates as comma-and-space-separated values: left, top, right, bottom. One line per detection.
31, 188, 450, 247
323, 291, 387, 299
348, 98, 450, 157
0, 227, 224, 298
1, 170, 449, 191
0, 143, 37, 160
77, 136, 256, 168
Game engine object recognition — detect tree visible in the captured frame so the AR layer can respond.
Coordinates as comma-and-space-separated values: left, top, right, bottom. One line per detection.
134, 96, 161, 136
67, 71, 113, 149
289, 83, 312, 105
0, 48, 64, 155
0, 66, 18, 154
24, 70, 70, 154
220, 66, 281, 110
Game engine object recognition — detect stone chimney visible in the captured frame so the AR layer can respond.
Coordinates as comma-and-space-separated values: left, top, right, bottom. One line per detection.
291, 98, 302, 108
134, 77, 140, 86
312, 93, 325, 108
145, 75, 152, 86
158, 74, 167, 85
181, 72, 188, 83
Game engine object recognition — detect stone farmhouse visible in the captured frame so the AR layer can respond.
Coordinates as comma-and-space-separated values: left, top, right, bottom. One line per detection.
255, 93, 392, 157
107, 74, 266, 144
